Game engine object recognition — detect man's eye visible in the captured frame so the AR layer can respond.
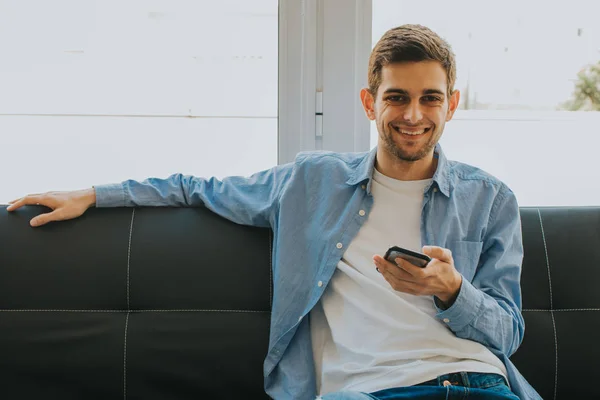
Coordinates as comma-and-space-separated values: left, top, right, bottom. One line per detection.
387, 96, 406, 102
423, 96, 442, 102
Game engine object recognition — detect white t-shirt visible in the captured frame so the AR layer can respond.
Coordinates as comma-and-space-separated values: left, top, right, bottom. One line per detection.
310, 168, 507, 395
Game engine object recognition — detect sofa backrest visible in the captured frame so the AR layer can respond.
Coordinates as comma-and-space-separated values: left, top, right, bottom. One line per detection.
1, 205, 599, 399
511, 207, 600, 400
0, 206, 273, 399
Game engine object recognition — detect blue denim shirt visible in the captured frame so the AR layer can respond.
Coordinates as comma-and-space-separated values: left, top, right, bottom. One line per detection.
95, 145, 541, 400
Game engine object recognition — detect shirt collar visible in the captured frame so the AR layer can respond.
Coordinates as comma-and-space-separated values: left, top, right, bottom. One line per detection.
346, 143, 451, 197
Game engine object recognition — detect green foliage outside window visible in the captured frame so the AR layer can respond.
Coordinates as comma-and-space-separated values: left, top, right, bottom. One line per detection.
562, 62, 600, 111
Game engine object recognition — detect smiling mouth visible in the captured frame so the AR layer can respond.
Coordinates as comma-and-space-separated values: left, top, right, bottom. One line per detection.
392, 126, 432, 136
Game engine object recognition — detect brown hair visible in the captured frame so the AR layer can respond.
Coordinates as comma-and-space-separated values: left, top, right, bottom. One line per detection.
368, 24, 456, 97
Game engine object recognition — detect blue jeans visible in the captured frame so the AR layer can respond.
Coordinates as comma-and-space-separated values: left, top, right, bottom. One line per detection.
321, 372, 519, 400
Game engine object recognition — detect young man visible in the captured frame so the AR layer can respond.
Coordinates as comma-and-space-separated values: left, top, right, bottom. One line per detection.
7, 25, 541, 400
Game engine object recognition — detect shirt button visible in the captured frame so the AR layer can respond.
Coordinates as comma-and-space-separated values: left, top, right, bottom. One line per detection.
336, 242, 343, 249
443, 318, 450, 323
317, 281, 323, 287
361, 184, 366, 190
358, 210, 366, 216
433, 187, 438, 193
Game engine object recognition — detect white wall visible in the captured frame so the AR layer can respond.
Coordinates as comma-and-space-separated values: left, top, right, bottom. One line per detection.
0, 0, 278, 204
1, 116, 277, 203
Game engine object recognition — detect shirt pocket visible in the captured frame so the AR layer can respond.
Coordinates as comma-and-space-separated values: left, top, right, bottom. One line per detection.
447, 240, 483, 282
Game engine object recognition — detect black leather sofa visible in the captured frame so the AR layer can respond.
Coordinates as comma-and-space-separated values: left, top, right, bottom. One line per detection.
0, 205, 598, 399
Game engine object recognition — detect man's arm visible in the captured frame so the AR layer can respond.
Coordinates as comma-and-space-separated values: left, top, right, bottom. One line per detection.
7, 162, 295, 228
95, 162, 294, 228
433, 186, 525, 357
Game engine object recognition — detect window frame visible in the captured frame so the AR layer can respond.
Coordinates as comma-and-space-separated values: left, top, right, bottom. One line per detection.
278, 0, 373, 164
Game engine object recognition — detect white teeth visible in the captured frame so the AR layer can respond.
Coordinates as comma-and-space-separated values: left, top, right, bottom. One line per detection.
396, 128, 426, 135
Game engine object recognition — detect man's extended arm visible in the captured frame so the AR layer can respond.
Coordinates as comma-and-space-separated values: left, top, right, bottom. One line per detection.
95, 163, 294, 228
8, 162, 295, 228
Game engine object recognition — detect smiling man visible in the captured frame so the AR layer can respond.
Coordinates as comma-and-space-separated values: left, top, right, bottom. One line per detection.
8, 25, 541, 400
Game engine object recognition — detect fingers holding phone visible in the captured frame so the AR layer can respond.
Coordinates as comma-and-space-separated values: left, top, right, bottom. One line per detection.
421, 245, 453, 264
373, 245, 462, 305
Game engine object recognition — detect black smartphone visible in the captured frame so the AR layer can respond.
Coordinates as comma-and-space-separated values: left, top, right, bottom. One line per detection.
384, 246, 431, 268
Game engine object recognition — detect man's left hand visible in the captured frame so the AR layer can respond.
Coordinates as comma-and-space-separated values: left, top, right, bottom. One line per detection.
373, 246, 463, 308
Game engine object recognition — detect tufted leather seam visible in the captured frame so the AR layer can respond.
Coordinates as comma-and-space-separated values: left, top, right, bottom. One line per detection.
538, 209, 558, 400
123, 312, 129, 400
124, 209, 135, 400
127, 209, 135, 310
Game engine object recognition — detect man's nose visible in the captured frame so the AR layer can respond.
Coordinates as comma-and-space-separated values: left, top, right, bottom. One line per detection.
403, 101, 423, 124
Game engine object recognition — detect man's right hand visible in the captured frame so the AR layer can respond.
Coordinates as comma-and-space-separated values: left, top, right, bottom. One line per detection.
6, 188, 97, 227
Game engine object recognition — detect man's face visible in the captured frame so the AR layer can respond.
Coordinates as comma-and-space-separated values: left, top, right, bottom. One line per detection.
362, 61, 460, 162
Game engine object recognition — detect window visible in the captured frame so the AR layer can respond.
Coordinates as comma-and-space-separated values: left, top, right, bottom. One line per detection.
0, 0, 278, 203
3, 1, 598, 207
371, 0, 600, 206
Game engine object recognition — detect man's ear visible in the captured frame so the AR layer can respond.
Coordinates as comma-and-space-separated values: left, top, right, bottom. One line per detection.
360, 88, 376, 121
446, 89, 460, 121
